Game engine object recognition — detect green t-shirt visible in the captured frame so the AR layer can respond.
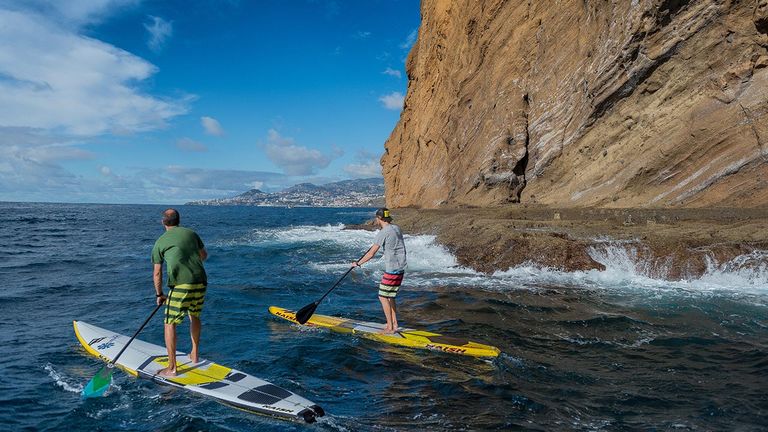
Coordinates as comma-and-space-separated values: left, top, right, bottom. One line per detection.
151, 226, 207, 287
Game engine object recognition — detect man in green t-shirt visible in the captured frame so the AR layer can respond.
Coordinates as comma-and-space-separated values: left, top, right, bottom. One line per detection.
151, 208, 208, 377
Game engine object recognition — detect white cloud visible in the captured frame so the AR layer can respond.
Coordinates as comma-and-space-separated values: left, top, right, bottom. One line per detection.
176, 137, 207, 152
344, 150, 382, 178
0, 162, 294, 204
136, 165, 290, 198
0, 129, 299, 201
2, 0, 140, 27
344, 160, 381, 178
0, 9, 190, 136
0, 127, 97, 201
354, 31, 372, 39
144, 15, 172, 53
400, 28, 418, 50
246, 181, 264, 190
383, 67, 402, 78
264, 129, 334, 176
379, 92, 404, 110
201, 116, 224, 136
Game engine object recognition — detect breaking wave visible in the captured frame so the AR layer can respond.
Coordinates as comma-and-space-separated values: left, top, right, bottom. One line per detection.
219, 224, 768, 297
492, 245, 767, 296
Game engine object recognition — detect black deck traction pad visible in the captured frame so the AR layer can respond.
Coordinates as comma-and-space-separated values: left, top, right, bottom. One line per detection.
237, 384, 292, 405
198, 381, 229, 390
225, 372, 246, 382
256, 384, 293, 399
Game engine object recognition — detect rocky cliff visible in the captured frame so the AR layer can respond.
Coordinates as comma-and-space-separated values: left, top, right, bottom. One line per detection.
382, 0, 768, 208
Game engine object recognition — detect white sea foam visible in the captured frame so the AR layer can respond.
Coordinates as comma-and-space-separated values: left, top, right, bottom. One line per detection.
698, 251, 768, 292
229, 224, 768, 297
490, 245, 768, 296
228, 223, 469, 272
45, 364, 83, 394
216, 223, 354, 248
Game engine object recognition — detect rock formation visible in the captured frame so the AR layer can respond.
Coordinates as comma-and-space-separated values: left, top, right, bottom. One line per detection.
382, 0, 768, 208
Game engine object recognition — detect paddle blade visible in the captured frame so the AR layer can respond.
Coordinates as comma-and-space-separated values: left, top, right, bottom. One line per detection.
82, 365, 113, 398
295, 302, 318, 325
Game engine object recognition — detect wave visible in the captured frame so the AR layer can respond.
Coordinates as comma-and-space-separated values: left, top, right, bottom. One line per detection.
215, 224, 358, 248
217, 224, 768, 297
216, 224, 467, 272
45, 364, 83, 394
488, 246, 768, 298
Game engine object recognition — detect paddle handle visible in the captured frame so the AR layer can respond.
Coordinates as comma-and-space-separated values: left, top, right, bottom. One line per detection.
110, 301, 164, 366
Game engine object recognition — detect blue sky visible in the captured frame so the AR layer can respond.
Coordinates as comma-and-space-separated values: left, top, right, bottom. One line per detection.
0, 0, 419, 203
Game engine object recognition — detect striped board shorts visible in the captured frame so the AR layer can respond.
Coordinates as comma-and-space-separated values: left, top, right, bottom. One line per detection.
378, 271, 405, 298
164, 283, 207, 325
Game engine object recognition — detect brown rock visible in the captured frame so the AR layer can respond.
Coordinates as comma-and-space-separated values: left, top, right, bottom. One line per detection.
390, 206, 768, 277
382, 0, 768, 209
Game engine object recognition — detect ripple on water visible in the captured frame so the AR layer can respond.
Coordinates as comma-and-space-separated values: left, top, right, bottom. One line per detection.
1, 204, 766, 431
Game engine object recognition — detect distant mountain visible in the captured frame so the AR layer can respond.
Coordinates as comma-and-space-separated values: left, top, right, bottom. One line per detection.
283, 183, 324, 194
186, 178, 384, 207
237, 189, 270, 198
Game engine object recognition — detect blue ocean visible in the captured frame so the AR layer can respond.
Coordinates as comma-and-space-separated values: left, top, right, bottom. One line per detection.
1, 202, 766, 431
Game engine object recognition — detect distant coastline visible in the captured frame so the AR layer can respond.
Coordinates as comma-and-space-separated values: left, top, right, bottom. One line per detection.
186, 177, 384, 208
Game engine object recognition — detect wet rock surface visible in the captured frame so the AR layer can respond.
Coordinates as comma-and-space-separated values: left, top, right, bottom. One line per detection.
371, 206, 768, 278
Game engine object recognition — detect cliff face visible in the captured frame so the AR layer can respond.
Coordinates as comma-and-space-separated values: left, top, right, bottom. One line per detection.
382, 0, 768, 208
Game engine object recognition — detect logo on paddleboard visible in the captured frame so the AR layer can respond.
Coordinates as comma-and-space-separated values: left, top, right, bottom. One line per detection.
267, 406, 292, 413
274, 310, 296, 321
425, 344, 467, 354
94, 335, 118, 350
88, 337, 106, 346
97, 341, 115, 350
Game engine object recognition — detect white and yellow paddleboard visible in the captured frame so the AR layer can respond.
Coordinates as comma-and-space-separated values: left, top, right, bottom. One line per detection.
269, 306, 501, 358
73, 321, 325, 423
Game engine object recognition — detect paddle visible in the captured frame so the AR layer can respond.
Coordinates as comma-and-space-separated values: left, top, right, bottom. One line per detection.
295, 250, 370, 325
82, 302, 164, 398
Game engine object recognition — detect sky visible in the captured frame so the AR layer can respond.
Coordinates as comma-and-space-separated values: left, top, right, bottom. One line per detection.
0, 0, 420, 203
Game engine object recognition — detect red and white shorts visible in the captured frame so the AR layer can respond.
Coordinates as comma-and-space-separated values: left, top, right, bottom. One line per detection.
378, 271, 405, 298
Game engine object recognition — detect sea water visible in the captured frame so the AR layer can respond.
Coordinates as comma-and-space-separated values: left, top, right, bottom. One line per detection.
0, 203, 766, 431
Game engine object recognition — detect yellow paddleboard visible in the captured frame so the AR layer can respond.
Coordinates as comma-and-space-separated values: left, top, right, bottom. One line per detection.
269, 306, 501, 358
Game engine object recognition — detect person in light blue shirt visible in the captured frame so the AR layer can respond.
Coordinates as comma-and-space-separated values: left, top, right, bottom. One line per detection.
352, 208, 407, 333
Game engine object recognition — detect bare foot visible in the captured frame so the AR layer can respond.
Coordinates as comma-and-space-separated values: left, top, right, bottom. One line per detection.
190, 352, 199, 364
156, 366, 177, 377
380, 327, 395, 335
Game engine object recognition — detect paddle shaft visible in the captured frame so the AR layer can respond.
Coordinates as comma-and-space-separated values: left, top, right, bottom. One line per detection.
295, 249, 373, 324
314, 248, 371, 305
109, 301, 163, 366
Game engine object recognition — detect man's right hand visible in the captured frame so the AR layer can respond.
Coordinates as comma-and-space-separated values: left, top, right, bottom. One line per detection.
156, 294, 167, 305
